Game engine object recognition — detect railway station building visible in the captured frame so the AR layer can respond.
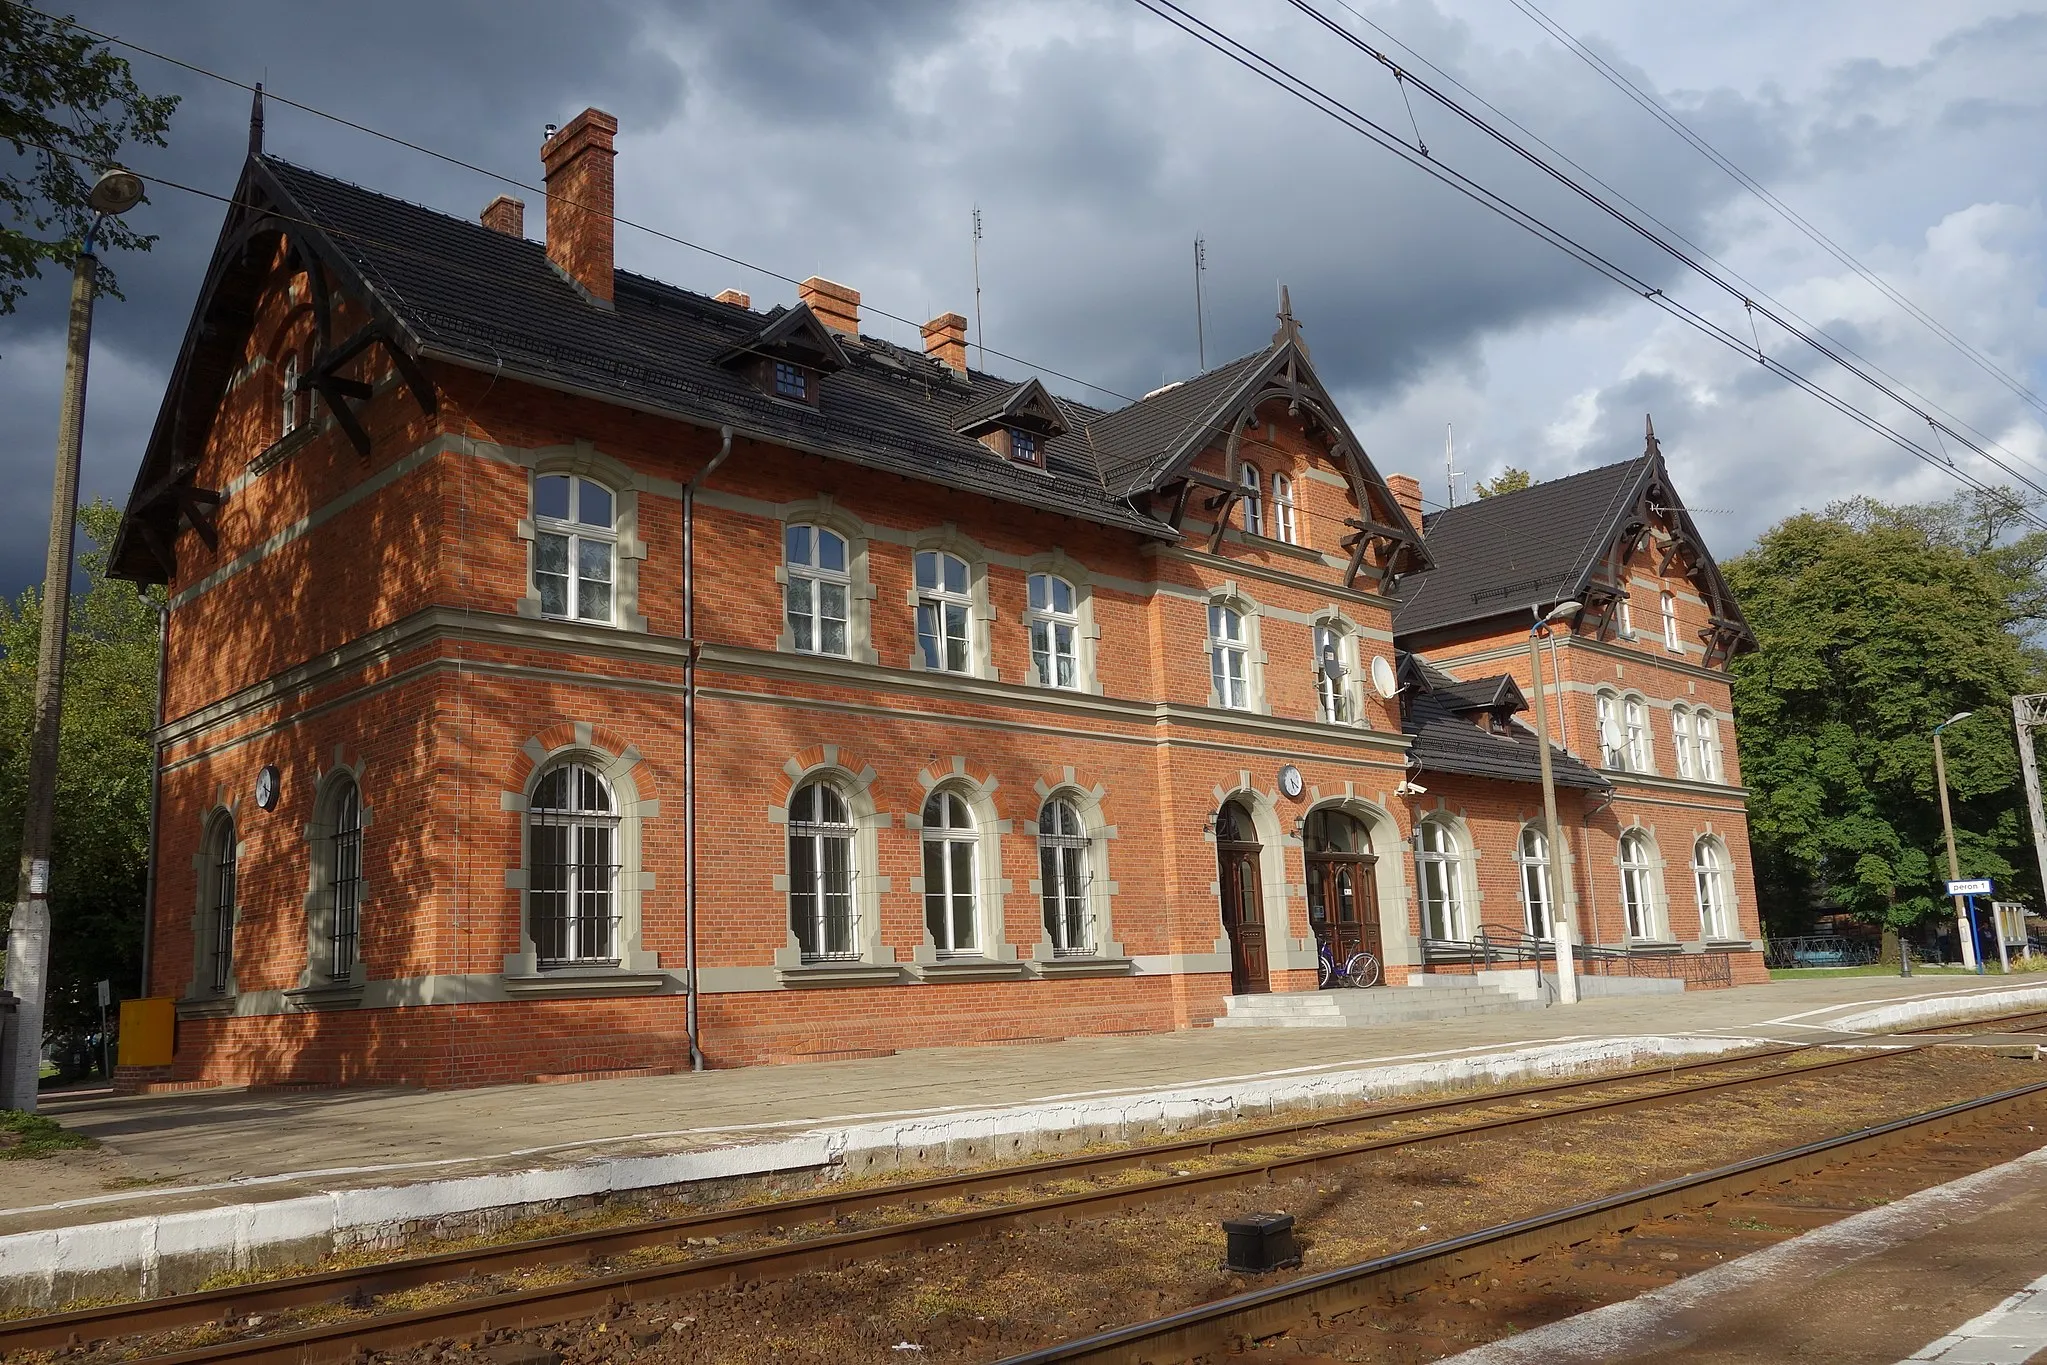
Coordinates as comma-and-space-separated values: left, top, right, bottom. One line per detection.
111, 106, 1764, 1088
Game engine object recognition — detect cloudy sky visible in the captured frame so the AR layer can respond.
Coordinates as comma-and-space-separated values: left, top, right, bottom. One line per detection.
4, 0, 2045, 596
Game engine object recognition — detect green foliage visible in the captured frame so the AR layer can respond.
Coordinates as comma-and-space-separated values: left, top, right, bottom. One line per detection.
1726, 489, 2047, 934
0, 1106, 93, 1158
0, 500, 162, 1038
0, 3, 178, 312
1473, 467, 1535, 499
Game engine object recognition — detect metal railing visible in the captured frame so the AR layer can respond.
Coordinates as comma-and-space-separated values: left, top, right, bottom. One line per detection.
1763, 934, 1881, 969
1423, 924, 1736, 988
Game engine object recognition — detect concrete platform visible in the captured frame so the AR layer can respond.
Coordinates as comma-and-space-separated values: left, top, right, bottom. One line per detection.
5, 973, 2046, 1307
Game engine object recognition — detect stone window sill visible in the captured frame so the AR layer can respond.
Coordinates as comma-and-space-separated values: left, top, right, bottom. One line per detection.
776, 961, 906, 989
286, 980, 365, 1012
501, 968, 669, 999
1030, 956, 1135, 980
909, 958, 1033, 984
175, 995, 235, 1020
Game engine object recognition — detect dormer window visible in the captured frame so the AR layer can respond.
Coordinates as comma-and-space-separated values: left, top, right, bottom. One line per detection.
773, 361, 809, 400
1011, 429, 1039, 466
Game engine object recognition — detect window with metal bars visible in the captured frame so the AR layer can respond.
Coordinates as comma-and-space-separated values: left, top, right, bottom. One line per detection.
327, 778, 363, 979
208, 815, 237, 995
788, 781, 858, 960
1038, 798, 1094, 956
528, 762, 620, 967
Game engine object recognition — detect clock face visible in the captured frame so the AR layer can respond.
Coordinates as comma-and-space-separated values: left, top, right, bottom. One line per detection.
1278, 764, 1304, 799
255, 764, 280, 811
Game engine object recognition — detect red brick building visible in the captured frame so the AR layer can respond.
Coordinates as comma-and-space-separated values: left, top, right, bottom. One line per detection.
111, 106, 1762, 1088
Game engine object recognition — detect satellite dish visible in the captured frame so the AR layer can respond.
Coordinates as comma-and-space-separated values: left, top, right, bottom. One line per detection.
1369, 655, 1400, 700
1319, 641, 1347, 682
1599, 718, 1625, 752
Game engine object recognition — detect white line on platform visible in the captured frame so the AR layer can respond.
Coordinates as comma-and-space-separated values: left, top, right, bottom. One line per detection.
1902, 1270, 2047, 1362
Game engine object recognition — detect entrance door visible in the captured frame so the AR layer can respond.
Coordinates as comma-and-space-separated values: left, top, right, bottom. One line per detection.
1305, 808, 1382, 984
1215, 801, 1268, 995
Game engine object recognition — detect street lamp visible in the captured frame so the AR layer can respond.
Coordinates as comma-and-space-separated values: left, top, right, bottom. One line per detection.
1, 168, 144, 1113
1931, 711, 1980, 974
1528, 599, 1583, 1005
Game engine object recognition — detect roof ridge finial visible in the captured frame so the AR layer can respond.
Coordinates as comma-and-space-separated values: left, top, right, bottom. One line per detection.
248, 81, 265, 158
1272, 281, 1306, 353
1643, 411, 1660, 458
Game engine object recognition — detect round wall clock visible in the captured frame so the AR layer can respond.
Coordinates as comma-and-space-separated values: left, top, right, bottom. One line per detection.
1277, 764, 1305, 799
255, 763, 281, 811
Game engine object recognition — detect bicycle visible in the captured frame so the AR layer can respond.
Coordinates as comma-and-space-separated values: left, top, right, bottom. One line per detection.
1317, 940, 1382, 989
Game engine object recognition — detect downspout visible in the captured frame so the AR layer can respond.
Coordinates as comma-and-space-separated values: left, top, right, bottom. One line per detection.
681, 426, 734, 1073
138, 601, 169, 1001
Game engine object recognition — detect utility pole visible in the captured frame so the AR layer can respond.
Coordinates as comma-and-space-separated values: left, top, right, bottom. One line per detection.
1528, 600, 1583, 1005
3, 168, 145, 1113
1932, 712, 1978, 972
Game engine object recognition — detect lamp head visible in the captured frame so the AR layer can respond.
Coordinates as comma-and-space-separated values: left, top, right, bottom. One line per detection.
1939, 711, 1974, 732
87, 167, 144, 217
1544, 599, 1584, 623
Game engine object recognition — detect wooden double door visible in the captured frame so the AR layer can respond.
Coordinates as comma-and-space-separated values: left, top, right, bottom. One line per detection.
1215, 801, 1268, 995
1307, 854, 1383, 974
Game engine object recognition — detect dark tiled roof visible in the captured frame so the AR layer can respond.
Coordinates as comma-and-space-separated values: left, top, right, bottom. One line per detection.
1393, 457, 1651, 637
1080, 352, 1270, 494
260, 157, 1170, 538
1401, 654, 1608, 791
1435, 674, 1526, 716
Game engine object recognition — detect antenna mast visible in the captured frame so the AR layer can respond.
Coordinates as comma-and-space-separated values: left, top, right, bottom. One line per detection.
1194, 234, 1207, 370
1445, 423, 1461, 508
971, 207, 985, 372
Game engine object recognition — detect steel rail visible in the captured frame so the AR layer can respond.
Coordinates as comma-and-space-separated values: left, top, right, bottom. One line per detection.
0, 1042, 1953, 1362
994, 1079, 2047, 1364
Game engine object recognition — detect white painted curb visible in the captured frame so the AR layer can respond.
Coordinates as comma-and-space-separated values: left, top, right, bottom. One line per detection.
1830, 982, 2047, 1034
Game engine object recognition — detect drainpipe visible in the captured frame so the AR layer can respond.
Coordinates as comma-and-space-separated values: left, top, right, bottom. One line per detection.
681, 426, 734, 1072
138, 602, 169, 1001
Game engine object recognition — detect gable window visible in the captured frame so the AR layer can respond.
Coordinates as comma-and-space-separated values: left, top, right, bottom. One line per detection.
325, 776, 364, 979
1415, 817, 1467, 941
1696, 710, 1723, 781
1272, 473, 1298, 544
785, 524, 850, 657
1239, 463, 1263, 537
1661, 591, 1682, 652
1694, 836, 1733, 938
280, 352, 300, 438
915, 550, 973, 673
528, 761, 619, 966
1619, 829, 1657, 939
206, 814, 237, 995
922, 789, 978, 955
788, 781, 857, 960
773, 360, 809, 400
1673, 706, 1697, 779
1028, 573, 1079, 689
534, 474, 616, 624
1209, 603, 1249, 710
1624, 696, 1651, 772
1011, 429, 1040, 466
1039, 798, 1093, 956
1313, 623, 1353, 724
1517, 823, 1553, 939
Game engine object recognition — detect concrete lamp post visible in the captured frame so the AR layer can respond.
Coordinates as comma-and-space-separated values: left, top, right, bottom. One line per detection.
1528, 599, 1583, 1006
2, 167, 145, 1114
1931, 711, 1980, 974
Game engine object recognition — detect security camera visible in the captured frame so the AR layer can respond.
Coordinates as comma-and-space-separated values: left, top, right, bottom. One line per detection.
1394, 780, 1427, 797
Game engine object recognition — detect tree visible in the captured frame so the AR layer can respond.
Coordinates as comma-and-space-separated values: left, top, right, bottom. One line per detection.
0, 501, 162, 1055
1725, 489, 2047, 937
1, 2, 177, 312
1473, 467, 1534, 499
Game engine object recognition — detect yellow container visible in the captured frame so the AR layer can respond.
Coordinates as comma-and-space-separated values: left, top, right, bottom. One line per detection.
117, 997, 176, 1067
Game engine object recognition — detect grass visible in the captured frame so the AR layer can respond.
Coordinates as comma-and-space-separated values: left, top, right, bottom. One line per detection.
0, 1108, 95, 1159
1768, 963, 1983, 979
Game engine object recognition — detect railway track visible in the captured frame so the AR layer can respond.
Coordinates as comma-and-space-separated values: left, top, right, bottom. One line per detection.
7, 1010, 2045, 1362
996, 1078, 2047, 1364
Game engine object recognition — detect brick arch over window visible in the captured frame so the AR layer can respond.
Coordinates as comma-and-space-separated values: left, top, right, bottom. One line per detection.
907, 757, 1023, 972
513, 440, 650, 632
291, 745, 372, 1011
1025, 766, 1127, 970
499, 723, 664, 996
769, 744, 897, 974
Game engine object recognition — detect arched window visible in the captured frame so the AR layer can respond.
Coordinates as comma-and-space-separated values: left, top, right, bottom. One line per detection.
1696, 710, 1723, 781
1239, 463, 1263, 536
1624, 696, 1651, 772
784, 524, 849, 656
528, 762, 619, 966
914, 550, 973, 674
1596, 691, 1626, 769
280, 352, 300, 438
1313, 623, 1353, 724
1271, 473, 1298, 544
1028, 573, 1080, 689
788, 781, 856, 960
1661, 590, 1681, 652
1619, 829, 1656, 939
205, 814, 238, 995
1415, 817, 1467, 941
533, 474, 616, 624
325, 777, 364, 979
1694, 836, 1732, 939
1209, 602, 1249, 710
922, 789, 978, 955
1517, 823, 1553, 939
1039, 798, 1093, 956
1672, 706, 1695, 779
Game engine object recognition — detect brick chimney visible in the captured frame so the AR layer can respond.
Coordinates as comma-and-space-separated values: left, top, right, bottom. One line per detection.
798, 276, 860, 334
921, 313, 968, 373
480, 195, 525, 238
541, 108, 618, 305
713, 288, 752, 308
1386, 473, 1425, 529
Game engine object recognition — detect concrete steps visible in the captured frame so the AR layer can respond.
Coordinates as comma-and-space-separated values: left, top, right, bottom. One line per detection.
1213, 978, 1541, 1029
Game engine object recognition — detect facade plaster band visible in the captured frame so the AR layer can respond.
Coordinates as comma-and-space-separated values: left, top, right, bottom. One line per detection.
109, 103, 1766, 1090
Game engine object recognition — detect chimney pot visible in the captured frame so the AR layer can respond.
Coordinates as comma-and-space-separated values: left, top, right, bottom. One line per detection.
481, 195, 525, 238
921, 312, 969, 374
798, 276, 861, 335
713, 288, 752, 309
1387, 473, 1425, 530
541, 107, 618, 306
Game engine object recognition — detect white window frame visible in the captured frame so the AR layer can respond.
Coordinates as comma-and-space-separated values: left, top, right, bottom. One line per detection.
788, 780, 859, 961
1313, 621, 1355, 725
1619, 829, 1658, 939
915, 549, 975, 675
1038, 797, 1094, 957
1516, 823, 1553, 940
1694, 836, 1734, 939
1209, 602, 1250, 710
1672, 706, 1697, 779
1415, 817, 1468, 941
1239, 463, 1263, 537
1661, 590, 1682, 652
922, 788, 980, 956
280, 352, 300, 439
1596, 691, 1626, 769
1624, 695, 1652, 772
1616, 593, 1635, 638
527, 761, 622, 967
1028, 572, 1081, 689
1696, 710, 1723, 781
1271, 472, 1298, 544
785, 523, 851, 657
533, 474, 618, 625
